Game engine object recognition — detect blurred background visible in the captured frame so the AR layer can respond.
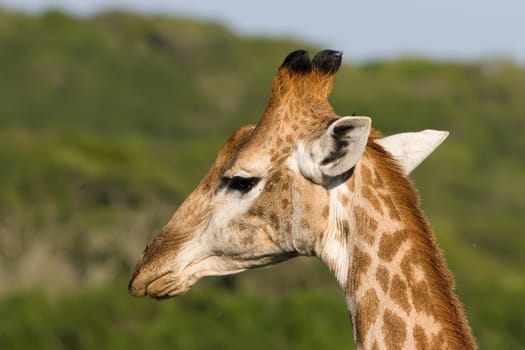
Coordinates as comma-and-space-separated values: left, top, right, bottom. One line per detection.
0, 1, 524, 349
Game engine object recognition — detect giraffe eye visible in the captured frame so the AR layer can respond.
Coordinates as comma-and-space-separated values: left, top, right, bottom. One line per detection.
228, 176, 260, 193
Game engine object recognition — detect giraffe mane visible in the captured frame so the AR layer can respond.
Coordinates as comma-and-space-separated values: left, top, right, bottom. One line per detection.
365, 133, 477, 349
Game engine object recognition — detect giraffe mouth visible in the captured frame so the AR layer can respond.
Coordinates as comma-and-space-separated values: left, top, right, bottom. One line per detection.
134, 267, 246, 299
143, 272, 196, 299
129, 252, 298, 299
128, 268, 191, 298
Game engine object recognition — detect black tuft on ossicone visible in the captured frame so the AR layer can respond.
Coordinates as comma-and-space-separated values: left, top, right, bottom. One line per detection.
312, 50, 343, 74
280, 49, 311, 74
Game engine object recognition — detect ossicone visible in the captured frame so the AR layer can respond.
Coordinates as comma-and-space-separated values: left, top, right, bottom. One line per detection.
280, 50, 311, 74
264, 49, 343, 113
312, 50, 343, 74
280, 49, 343, 75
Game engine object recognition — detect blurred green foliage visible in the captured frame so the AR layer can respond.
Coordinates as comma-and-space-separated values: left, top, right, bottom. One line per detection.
0, 9, 524, 349
0, 277, 353, 350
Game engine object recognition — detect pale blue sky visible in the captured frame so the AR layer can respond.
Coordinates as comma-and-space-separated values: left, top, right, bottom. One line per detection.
1, 0, 524, 62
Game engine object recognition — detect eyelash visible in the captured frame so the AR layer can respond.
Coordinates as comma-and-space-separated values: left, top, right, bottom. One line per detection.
226, 176, 260, 193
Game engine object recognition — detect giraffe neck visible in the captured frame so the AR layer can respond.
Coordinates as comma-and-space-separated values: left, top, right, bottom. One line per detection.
317, 148, 476, 350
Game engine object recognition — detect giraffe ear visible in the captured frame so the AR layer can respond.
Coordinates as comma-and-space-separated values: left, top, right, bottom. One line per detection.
297, 116, 371, 184
376, 129, 449, 176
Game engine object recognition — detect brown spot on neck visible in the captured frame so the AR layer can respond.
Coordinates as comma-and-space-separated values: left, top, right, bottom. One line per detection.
360, 164, 374, 185
354, 206, 376, 245
413, 325, 430, 349
378, 193, 401, 221
382, 310, 407, 349
350, 247, 372, 293
390, 274, 412, 314
411, 280, 433, 314
361, 185, 384, 216
376, 265, 390, 293
378, 229, 409, 262
355, 288, 380, 345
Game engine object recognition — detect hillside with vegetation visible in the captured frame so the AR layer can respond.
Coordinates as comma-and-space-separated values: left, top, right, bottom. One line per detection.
0, 9, 524, 349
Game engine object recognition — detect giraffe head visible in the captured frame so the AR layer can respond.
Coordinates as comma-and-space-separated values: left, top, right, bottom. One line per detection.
128, 50, 447, 298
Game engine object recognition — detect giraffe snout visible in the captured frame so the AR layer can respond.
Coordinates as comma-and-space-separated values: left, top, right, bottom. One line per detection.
128, 259, 179, 298
128, 234, 192, 298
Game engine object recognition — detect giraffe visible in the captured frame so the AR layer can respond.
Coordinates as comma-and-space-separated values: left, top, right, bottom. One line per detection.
129, 50, 476, 349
